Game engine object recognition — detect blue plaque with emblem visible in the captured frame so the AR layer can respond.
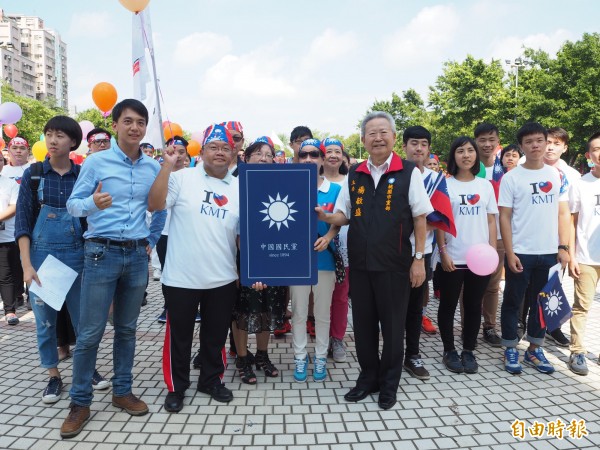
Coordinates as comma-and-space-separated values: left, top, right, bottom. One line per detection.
239, 164, 318, 286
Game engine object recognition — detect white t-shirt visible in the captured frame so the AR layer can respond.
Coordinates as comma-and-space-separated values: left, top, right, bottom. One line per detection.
1, 163, 31, 185
161, 165, 240, 289
499, 164, 568, 255
410, 166, 435, 255
569, 172, 600, 265
445, 177, 497, 264
0, 175, 19, 243
557, 160, 581, 185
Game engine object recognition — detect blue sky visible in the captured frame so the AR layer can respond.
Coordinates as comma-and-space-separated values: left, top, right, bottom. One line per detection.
2, 0, 599, 141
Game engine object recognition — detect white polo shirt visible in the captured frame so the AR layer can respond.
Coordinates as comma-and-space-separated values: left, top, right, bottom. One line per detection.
161, 164, 240, 289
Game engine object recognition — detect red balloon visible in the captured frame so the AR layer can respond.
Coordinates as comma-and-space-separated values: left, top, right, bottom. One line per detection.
4, 124, 18, 139
0, 138, 5, 151
69, 152, 84, 164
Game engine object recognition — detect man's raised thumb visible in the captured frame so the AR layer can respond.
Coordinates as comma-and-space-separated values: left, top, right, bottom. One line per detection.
95, 181, 103, 193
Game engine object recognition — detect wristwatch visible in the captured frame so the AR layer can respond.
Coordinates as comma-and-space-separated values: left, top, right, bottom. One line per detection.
414, 252, 424, 260
558, 245, 569, 252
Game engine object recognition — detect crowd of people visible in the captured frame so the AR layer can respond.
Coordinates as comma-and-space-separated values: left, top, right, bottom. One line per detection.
0, 99, 598, 439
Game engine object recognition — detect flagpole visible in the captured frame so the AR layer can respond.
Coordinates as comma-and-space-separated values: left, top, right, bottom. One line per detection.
139, 11, 165, 148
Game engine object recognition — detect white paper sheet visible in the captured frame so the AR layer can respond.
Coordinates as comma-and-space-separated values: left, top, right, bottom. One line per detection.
29, 254, 79, 311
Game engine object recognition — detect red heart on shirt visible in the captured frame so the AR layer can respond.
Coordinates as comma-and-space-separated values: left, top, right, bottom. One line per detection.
539, 181, 552, 193
213, 193, 228, 207
467, 194, 480, 205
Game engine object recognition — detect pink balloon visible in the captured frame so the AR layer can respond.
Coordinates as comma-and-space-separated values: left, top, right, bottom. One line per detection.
79, 120, 95, 139
190, 131, 204, 143
0, 102, 23, 123
465, 243, 499, 276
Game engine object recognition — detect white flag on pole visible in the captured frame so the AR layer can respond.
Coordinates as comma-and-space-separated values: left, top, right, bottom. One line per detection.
132, 8, 163, 148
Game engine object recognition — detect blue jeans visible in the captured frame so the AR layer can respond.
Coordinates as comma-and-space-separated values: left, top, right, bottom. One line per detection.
70, 240, 148, 406
29, 205, 83, 369
500, 253, 557, 347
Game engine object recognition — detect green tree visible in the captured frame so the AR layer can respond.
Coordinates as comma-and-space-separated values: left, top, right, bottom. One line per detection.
428, 56, 513, 157
519, 33, 600, 163
341, 133, 364, 159
74, 108, 110, 129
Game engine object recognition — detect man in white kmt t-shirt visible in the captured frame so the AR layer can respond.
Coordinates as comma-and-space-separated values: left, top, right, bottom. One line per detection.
566, 132, 600, 376
499, 122, 570, 376
149, 124, 240, 412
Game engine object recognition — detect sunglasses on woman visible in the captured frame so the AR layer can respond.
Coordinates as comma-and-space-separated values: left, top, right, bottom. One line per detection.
298, 150, 321, 159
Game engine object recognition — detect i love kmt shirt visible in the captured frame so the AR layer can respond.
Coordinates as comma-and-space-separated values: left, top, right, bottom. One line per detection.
162, 163, 240, 289
499, 164, 567, 255
445, 177, 497, 264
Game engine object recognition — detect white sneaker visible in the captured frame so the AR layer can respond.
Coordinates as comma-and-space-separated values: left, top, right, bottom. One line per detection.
153, 268, 162, 281
330, 337, 347, 362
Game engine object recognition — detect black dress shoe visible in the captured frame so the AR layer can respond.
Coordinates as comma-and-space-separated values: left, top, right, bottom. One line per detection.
344, 386, 379, 402
197, 384, 233, 403
164, 391, 184, 413
378, 394, 397, 410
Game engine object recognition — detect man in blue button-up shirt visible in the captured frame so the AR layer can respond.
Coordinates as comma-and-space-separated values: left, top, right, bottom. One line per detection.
61, 99, 165, 439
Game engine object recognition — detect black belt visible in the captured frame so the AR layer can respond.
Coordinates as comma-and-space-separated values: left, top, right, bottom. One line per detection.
87, 238, 148, 249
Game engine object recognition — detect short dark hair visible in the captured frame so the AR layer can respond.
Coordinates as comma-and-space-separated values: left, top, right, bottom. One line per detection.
87, 127, 112, 141
403, 126, 431, 144
516, 122, 547, 145
547, 127, 569, 145
446, 136, 480, 176
112, 99, 148, 124
244, 140, 275, 161
587, 131, 600, 152
474, 122, 499, 138
501, 143, 523, 160
43, 115, 82, 151
290, 126, 313, 143
166, 135, 188, 147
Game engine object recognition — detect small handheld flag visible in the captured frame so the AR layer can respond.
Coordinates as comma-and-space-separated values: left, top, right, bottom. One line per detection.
425, 171, 456, 237
537, 271, 572, 332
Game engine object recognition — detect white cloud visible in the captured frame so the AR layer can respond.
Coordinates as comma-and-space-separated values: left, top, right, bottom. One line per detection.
303, 28, 358, 66
382, 5, 460, 67
488, 29, 575, 61
68, 12, 115, 37
173, 32, 232, 65
200, 43, 296, 99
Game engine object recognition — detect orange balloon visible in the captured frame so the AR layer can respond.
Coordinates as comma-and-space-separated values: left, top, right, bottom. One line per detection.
163, 123, 183, 140
0, 138, 5, 151
92, 82, 118, 112
119, 0, 150, 13
187, 140, 201, 157
4, 124, 18, 139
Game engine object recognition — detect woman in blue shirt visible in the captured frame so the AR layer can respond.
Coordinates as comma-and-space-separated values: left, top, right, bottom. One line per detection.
290, 139, 340, 383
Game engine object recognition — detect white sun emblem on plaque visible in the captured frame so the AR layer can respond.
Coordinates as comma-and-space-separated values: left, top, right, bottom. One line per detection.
544, 289, 563, 317
260, 193, 297, 230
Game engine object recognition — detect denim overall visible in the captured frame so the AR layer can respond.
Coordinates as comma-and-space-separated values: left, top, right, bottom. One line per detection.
30, 203, 84, 369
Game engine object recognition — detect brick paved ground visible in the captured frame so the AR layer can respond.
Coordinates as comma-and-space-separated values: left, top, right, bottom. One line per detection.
1, 274, 599, 449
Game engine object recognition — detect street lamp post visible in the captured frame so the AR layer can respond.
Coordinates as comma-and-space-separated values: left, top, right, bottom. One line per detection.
505, 57, 532, 122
